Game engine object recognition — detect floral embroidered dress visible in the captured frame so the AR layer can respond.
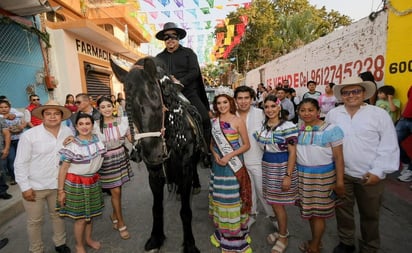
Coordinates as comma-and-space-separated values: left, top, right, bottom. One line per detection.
296, 122, 344, 219
209, 119, 251, 253
94, 116, 133, 189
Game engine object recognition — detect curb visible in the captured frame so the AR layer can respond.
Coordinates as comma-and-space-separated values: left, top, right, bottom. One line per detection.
0, 185, 24, 227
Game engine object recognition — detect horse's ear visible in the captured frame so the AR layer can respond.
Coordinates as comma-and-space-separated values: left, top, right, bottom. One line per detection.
143, 57, 157, 78
110, 58, 128, 83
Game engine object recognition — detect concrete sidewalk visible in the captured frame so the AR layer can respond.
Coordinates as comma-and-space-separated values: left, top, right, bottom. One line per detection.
0, 183, 23, 227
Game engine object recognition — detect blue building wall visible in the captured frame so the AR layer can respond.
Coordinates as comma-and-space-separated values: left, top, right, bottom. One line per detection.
0, 16, 49, 109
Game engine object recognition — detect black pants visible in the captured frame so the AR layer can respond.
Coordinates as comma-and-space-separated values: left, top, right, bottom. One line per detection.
184, 92, 211, 149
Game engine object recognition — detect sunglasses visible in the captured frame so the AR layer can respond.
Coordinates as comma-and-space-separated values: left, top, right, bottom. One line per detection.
163, 34, 179, 41
75, 101, 81, 104
32, 98, 40, 101
341, 88, 364, 97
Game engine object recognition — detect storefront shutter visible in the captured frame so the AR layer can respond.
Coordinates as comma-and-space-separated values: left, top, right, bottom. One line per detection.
84, 63, 111, 99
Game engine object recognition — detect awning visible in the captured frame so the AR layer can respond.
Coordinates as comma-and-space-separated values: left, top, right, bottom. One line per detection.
47, 19, 145, 61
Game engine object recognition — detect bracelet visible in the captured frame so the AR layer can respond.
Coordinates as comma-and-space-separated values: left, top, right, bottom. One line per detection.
284, 172, 291, 177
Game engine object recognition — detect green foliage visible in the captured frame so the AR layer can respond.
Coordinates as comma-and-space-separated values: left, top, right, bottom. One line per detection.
214, 0, 352, 72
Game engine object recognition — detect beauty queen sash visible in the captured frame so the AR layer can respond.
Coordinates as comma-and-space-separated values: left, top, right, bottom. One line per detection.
211, 118, 243, 173
211, 118, 252, 214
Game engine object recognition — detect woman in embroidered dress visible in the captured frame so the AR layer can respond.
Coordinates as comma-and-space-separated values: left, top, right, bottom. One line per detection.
57, 113, 106, 253
95, 96, 133, 240
209, 87, 252, 253
296, 98, 345, 253
253, 94, 299, 253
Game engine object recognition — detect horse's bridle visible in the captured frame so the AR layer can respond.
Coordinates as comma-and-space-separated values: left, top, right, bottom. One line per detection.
130, 71, 170, 161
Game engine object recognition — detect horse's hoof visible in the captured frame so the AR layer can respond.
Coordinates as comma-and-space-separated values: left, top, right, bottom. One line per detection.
183, 244, 200, 253
145, 236, 165, 252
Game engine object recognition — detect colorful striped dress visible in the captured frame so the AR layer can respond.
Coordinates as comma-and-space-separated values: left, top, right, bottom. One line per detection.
95, 116, 133, 189
253, 121, 299, 205
209, 120, 251, 253
57, 135, 106, 221
296, 123, 344, 219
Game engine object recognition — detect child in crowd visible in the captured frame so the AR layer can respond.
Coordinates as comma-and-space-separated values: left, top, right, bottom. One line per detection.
303, 81, 321, 100
375, 85, 400, 124
296, 98, 344, 253
57, 113, 106, 253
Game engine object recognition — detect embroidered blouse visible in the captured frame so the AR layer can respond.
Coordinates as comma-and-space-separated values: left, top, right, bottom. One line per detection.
253, 121, 298, 153
94, 116, 130, 150
297, 123, 344, 167
59, 134, 106, 175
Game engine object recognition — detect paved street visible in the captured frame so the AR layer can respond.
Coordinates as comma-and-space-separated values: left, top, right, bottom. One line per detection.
1, 161, 412, 253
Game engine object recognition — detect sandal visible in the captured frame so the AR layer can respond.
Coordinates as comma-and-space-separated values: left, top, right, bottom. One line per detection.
110, 215, 118, 230
267, 231, 289, 245
267, 232, 280, 244
299, 240, 323, 253
271, 233, 288, 253
118, 226, 130, 240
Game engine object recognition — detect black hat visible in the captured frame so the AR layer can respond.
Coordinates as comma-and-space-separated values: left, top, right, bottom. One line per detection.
155, 22, 187, 40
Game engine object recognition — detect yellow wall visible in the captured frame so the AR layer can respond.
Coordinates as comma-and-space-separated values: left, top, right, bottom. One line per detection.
385, 0, 412, 109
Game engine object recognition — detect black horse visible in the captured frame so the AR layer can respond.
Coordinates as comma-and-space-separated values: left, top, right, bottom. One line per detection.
110, 57, 207, 253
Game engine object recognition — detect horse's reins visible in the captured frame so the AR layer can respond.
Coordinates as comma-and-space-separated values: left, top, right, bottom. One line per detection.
129, 64, 166, 142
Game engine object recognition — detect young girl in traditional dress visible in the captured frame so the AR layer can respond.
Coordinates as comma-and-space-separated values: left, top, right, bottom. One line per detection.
253, 94, 299, 253
57, 113, 106, 253
95, 96, 133, 240
296, 98, 345, 253
209, 87, 252, 253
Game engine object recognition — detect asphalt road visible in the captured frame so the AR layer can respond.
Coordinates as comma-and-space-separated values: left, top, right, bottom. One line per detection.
1, 161, 412, 253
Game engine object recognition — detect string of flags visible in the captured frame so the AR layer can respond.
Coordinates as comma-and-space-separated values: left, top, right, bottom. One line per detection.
128, 0, 252, 64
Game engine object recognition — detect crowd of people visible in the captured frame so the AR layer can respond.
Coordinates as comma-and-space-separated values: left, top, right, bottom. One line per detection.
208, 75, 404, 253
0, 22, 411, 253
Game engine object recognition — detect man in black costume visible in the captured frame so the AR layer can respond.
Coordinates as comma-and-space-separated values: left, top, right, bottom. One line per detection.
155, 22, 212, 172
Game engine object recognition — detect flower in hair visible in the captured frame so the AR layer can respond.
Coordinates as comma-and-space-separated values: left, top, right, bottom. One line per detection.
215, 86, 234, 97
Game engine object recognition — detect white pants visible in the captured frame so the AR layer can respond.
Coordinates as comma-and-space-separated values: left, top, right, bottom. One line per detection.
246, 164, 274, 217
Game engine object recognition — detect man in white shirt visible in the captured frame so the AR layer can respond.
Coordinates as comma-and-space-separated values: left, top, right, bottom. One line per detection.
234, 86, 276, 228
15, 101, 73, 253
326, 77, 399, 253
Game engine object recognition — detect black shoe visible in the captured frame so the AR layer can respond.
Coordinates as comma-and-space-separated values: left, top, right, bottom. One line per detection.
55, 244, 71, 253
333, 242, 356, 253
0, 238, 9, 250
0, 193, 12, 200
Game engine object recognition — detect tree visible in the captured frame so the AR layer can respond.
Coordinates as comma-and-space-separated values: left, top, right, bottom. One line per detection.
214, 0, 351, 72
